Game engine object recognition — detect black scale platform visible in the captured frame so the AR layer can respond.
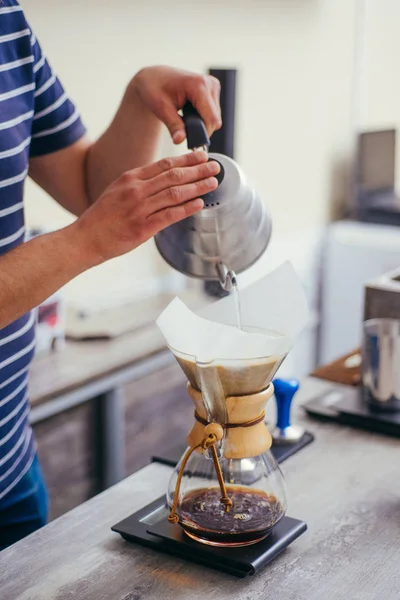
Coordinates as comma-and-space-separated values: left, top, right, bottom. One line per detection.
112, 497, 307, 578
112, 431, 314, 577
303, 386, 400, 438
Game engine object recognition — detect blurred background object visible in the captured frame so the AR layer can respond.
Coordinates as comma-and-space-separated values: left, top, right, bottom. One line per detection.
35, 293, 65, 356
355, 129, 400, 224
364, 266, 400, 321
27, 228, 66, 357
318, 221, 400, 364
204, 67, 237, 299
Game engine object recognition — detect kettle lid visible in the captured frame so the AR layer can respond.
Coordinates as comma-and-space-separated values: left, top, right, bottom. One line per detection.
201, 153, 244, 209
181, 102, 245, 209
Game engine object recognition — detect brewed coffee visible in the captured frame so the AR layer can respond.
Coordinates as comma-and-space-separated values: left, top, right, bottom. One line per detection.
180, 486, 285, 546
176, 355, 285, 398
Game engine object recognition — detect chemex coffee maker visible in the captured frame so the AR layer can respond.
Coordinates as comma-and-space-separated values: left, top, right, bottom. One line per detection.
164, 345, 288, 547
155, 258, 310, 546
112, 105, 313, 576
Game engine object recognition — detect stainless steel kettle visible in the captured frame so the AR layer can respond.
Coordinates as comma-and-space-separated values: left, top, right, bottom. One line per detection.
155, 103, 272, 290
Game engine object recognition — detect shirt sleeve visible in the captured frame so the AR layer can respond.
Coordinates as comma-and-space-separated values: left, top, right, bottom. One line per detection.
29, 31, 87, 157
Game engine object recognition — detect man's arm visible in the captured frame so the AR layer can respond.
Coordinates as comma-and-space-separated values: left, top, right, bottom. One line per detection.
28, 136, 91, 217
1, 152, 219, 328
0, 226, 97, 327
29, 67, 221, 216
28, 85, 161, 216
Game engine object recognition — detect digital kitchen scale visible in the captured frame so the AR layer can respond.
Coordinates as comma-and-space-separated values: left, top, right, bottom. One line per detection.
304, 385, 400, 437
112, 495, 307, 578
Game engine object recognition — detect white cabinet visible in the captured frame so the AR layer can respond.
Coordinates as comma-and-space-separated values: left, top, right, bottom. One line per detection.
319, 221, 400, 364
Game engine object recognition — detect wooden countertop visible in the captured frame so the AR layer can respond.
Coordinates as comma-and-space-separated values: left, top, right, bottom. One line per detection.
2, 377, 400, 600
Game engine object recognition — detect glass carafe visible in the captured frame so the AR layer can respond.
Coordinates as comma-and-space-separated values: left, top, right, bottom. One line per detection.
166, 349, 288, 547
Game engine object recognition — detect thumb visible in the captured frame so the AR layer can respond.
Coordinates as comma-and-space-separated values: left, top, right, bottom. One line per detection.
154, 98, 186, 145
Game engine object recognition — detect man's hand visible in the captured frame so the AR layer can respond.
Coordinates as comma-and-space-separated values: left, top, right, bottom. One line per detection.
0, 151, 219, 327
29, 65, 222, 216
131, 66, 222, 144
10, 68, 222, 328
74, 150, 219, 264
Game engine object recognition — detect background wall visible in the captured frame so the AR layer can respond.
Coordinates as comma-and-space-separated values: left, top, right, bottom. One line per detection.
358, 0, 400, 190
22, 0, 359, 310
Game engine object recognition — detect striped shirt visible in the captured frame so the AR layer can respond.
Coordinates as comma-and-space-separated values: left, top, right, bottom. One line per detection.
0, 1, 86, 501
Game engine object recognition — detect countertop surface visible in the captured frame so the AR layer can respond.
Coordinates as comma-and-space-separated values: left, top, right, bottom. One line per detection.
29, 325, 166, 406
2, 377, 400, 600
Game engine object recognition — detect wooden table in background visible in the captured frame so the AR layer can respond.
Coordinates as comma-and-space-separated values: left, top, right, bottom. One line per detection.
311, 348, 361, 387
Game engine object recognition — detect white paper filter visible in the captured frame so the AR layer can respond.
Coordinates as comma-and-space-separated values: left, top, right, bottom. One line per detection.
156, 261, 309, 363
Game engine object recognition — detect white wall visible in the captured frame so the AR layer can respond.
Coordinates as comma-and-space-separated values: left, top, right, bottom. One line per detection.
314, 0, 400, 365
358, 0, 400, 191
22, 0, 358, 310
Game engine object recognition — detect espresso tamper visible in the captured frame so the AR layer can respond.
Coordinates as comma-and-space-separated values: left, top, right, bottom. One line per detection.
272, 379, 305, 444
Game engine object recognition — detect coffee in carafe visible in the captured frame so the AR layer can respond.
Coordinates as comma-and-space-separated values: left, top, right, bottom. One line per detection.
180, 486, 284, 546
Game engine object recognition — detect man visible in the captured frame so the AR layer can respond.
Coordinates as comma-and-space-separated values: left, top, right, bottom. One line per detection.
0, 0, 222, 550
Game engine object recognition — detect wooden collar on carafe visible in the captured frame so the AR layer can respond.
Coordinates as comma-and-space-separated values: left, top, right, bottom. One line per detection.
194, 411, 266, 429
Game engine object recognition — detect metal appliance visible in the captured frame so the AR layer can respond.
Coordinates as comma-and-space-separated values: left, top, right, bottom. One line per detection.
155, 102, 272, 291
305, 267, 400, 435
356, 129, 400, 225
363, 269, 400, 411
362, 318, 400, 412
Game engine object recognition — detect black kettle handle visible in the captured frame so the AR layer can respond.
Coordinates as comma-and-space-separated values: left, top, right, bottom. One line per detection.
182, 102, 210, 150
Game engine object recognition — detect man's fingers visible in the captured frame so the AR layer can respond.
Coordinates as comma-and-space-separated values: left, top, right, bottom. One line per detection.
147, 198, 204, 236
152, 76, 222, 143
152, 97, 187, 144
138, 150, 208, 180
149, 176, 218, 214
187, 75, 222, 135
145, 160, 220, 197
190, 95, 221, 136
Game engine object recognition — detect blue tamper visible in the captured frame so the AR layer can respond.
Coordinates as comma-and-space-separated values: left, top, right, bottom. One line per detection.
272, 378, 305, 444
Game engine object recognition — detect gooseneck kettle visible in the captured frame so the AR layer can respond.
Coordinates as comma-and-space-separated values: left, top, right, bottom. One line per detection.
154, 103, 272, 290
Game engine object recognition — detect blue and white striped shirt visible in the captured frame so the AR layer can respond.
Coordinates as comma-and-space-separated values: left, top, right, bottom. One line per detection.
0, 1, 86, 501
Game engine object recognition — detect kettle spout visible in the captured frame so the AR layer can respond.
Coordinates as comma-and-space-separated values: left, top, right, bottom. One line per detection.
217, 262, 237, 292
